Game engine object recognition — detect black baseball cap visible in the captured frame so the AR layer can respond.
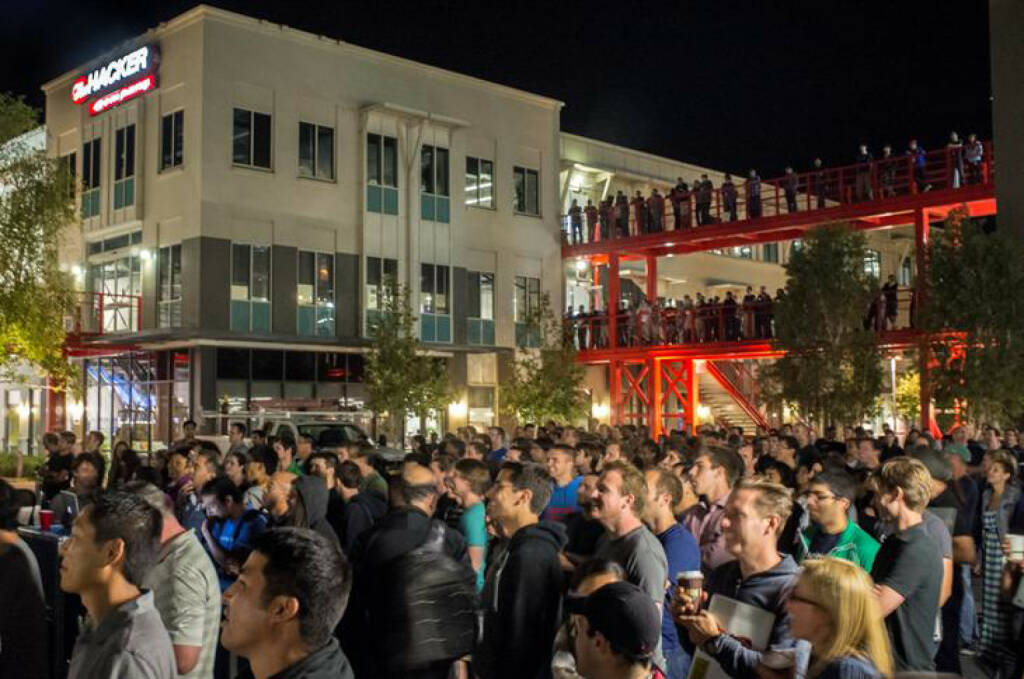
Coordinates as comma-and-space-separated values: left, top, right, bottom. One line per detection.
565, 581, 660, 659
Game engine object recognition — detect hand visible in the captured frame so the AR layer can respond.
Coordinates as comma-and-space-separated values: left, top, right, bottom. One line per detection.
681, 611, 723, 646
670, 586, 707, 622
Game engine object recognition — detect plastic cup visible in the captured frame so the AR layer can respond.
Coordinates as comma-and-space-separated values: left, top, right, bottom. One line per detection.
677, 570, 704, 608
1009, 534, 1024, 560
39, 509, 54, 531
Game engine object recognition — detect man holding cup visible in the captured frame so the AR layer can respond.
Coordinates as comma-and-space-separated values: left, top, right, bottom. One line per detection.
671, 479, 800, 678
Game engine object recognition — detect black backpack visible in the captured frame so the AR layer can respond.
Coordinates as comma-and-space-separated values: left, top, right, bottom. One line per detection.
366, 520, 479, 673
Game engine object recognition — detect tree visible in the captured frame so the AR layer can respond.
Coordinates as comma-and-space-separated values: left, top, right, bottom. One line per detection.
0, 93, 78, 390
920, 210, 1024, 424
894, 370, 921, 425
761, 224, 884, 425
364, 282, 450, 447
502, 292, 587, 425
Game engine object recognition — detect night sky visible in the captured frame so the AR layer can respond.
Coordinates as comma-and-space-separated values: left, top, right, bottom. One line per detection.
3, 1, 991, 176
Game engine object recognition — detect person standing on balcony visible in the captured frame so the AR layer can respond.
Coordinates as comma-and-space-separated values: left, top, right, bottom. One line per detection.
741, 286, 756, 339
678, 294, 695, 343
855, 144, 874, 201
723, 291, 739, 341
721, 173, 738, 221
631, 191, 647, 235
598, 196, 612, 240
576, 304, 589, 351
964, 133, 984, 185
879, 145, 897, 197
615, 191, 629, 237
568, 199, 583, 244
649, 188, 665, 233
907, 139, 929, 192
947, 131, 964, 188
812, 158, 827, 208
670, 177, 689, 229
584, 199, 599, 242
755, 286, 772, 339
783, 166, 799, 212
695, 174, 713, 225
882, 275, 899, 329
745, 170, 761, 219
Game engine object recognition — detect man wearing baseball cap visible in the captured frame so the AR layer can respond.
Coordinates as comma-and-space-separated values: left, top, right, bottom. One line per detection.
568, 581, 662, 679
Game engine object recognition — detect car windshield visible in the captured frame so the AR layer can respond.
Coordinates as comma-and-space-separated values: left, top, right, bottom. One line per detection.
296, 423, 363, 448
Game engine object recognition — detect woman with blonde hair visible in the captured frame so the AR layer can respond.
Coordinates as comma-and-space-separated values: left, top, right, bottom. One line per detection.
782, 557, 892, 678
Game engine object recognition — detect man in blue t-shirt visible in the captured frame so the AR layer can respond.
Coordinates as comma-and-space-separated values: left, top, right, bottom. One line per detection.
643, 468, 700, 679
542, 445, 583, 522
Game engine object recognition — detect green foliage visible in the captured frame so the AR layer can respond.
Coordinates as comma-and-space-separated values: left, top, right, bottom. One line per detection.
0, 452, 45, 479
364, 283, 450, 443
502, 292, 587, 424
0, 93, 78, 393
761, 224, 885, 425
920, 211, 1024, 423
895, 370, 921, 424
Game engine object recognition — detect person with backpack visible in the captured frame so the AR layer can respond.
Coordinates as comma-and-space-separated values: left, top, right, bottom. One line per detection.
345, 461, 476, 679
474, 462, 568, 679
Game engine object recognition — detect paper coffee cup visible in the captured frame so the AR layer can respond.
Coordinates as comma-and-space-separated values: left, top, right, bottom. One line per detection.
1009, 534, 1024, 560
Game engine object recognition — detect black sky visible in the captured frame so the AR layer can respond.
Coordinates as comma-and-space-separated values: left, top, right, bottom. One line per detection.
2, 0, 992, 176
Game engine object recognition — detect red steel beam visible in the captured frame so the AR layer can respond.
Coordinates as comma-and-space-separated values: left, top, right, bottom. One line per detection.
704, 360, 770, 430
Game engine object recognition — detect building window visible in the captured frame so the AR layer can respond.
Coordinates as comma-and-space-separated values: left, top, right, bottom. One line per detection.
467, 271, 495, 345
366, 133, 398, 215
731, 245, 753, 259
366, 256, 398, 333
88, 255, 141, 332
899, 256, 914, 286
113, 124, 136, 209
420, 263, 451, 343
513, 166, 540, 216
233, 108, 272, 169
158, 244, 182, 328
465, 157, 494, 208
420, 145, 450, 222
298, 122, 335, 180
161, 110, 184, 171
762, 243, 779, 263
298, 251, 335, 336
64, 152, 77, 199
231, 243, 272, 332
81, 138, 101, 218
863, 250, 881, 279
514, 275, 541, 347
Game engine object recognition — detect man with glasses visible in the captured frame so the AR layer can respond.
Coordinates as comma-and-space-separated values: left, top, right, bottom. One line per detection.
795, 469, 879, 571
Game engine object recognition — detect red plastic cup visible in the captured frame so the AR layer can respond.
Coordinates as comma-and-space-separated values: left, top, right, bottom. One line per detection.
39, 509, 54, 531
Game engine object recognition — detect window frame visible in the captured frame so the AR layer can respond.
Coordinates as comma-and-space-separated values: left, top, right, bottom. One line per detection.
157, 244, 183, 328
513, 166, 540, 216
298, 121, 336, 181
297, 250, 336, 336
81, 138, 101, 219
160, 110, 184, 172
232, 108, 273, 170
863, 249, 882, 279
230, 243, 273, 332
465, 156, 494, 209
113, 124, 136, 210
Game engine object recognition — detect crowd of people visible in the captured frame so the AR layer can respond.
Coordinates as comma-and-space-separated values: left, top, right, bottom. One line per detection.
564, 132, 988, 245
567, 273, 909, 350
4, 417, 1024, 678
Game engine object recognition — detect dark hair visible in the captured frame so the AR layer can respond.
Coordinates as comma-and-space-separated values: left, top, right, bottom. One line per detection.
699, 445, 743, 486
231, 422, 248, 437
134, 466, 163, 487
43, 432, 60, 449
308, 451, 339, 477
432, 453, 456, 473
810, 469, 858, 502
0, 479, 20, 530
649, 468, 683, 507
337, 461, 361, 490
73, 452, 107, 486
60, 430, 77, 444
249, 444, 279, 475
252, 528, 352, 647
446, 438, 466, 457
88, 430, 105, 447
195, 445, 222, 472
454, 458, 492, 496
468, 440, 489, 458
779, 435, 800, 452
404, 450, 432, 468
226, 450, 249, 469
183, 419, 197, 427
351, 440, 375, 461
200, 475, 244, 504
570, 557, 627, 591
168, 445, 192, 461
398, 466, 438, 505
276, 436, 297, 454
86, 492, 163, 587
501, 462, 553, 515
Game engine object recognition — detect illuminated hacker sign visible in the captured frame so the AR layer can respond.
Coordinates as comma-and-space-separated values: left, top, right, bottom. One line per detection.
71, 44, 160, 116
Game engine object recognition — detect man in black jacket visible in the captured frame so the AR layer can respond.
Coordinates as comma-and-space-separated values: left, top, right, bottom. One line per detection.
474, 462, 567, 679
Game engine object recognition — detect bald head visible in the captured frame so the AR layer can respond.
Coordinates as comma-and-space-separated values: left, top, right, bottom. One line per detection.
399, 462, 439, 513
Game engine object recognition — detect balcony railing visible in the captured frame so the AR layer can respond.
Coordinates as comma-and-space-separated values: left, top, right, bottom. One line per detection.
565, 288, 916, 351
562, 142, 993, 245
69, 291, 142, 335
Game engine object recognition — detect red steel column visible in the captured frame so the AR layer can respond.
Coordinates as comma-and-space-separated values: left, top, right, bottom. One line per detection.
646, 255, 658, 301
686, 359, 698, 434
914, 208, 933, 432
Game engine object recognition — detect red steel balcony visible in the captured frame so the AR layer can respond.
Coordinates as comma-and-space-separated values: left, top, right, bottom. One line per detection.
69, 291, 142, 335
